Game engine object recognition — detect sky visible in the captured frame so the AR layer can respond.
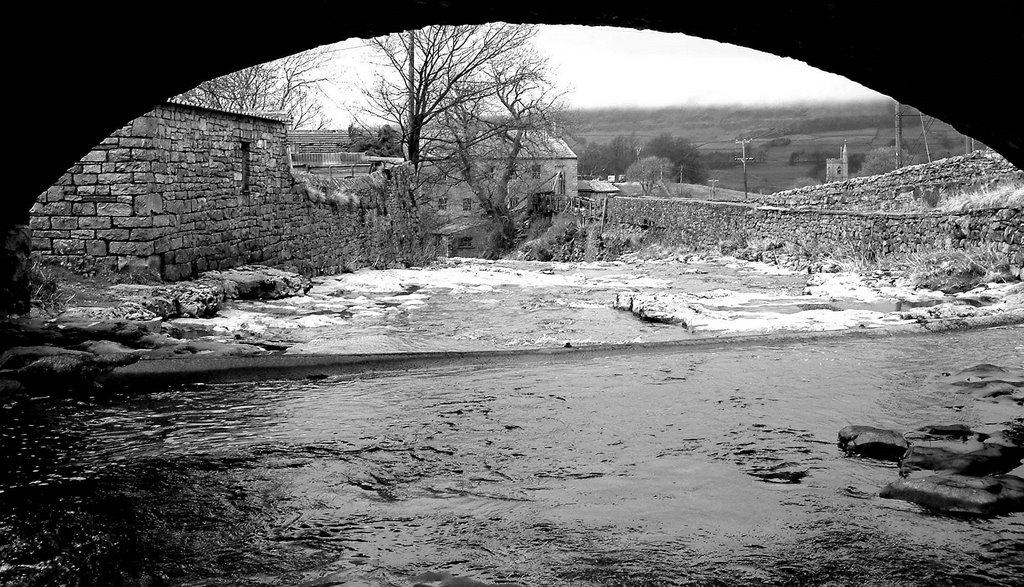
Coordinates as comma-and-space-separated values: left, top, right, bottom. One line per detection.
317, 24, 888, 128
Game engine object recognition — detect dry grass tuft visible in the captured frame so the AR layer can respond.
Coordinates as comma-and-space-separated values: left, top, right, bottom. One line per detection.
935, 181, 1024, 212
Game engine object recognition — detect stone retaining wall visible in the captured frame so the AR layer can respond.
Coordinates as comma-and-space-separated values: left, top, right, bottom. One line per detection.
607, 197, 1024, 274
30, 102, 427, 281
758, 150, 1023, 211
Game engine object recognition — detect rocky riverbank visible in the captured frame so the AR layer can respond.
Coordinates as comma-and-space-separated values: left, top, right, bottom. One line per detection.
3, 253, 1023, 401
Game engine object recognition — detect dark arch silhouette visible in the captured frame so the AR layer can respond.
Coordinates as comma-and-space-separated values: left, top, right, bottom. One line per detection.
8, 1, 1023, 224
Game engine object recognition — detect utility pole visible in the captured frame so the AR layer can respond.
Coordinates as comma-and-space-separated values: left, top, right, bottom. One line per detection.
735, 138, 754, 201
894, 100, 902, 169
707, 179, 719, 200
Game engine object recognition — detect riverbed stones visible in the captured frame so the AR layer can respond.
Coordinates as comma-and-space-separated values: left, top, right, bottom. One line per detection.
204, 265, 311, 300
837, 425, 909, 461
899, 444, 1024, 478
880, 474, 1024, 515
940, 363, 1024, 405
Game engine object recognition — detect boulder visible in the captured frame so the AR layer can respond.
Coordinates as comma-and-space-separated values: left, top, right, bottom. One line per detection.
3, 352, 141, 391
899, 444, 1024, 477
0, 345, 92, 370
880, 473, 1024, 515
838, 425, 909, 461
204, 265, 311, 300
72, 340, 147, 356
53, 319, 162, 344
145, 339, 265, 358
907, 423, 974, 440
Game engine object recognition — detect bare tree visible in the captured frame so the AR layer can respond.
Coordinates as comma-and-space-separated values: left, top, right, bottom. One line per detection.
362, 24, 566, 255
175, 48, 331, 130
627, 156, 673, 196
362, 24, 540, 172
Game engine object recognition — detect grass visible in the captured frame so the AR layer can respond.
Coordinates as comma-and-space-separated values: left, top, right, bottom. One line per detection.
900, 245, 1016, 292
26, 254, 163, 316
28, 256, 77, 314
934, 181, 1024, 212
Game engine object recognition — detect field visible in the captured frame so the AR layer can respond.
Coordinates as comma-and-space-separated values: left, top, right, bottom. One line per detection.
565, 100, 977, 194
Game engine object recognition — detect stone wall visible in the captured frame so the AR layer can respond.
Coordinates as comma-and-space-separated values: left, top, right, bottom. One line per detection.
758, 150, 1023, 211
30, 102, 427, 281
606, 197, 1024, 274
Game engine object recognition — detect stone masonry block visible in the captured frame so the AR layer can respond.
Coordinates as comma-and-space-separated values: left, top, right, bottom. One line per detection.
119, 138, 152, 149
108, 241, 155, 256
134, 193, 163, 215
52, 239, 85, 254
86, 240, 108, 256
98, 172, 133, 185
110, 183, 150, 196
79, 216, 111, 229
131, 116, 159, 138
95, 229, 130, 241
81, 150, 107, 163
96, 202, 133, 216
51, 216, 79, 230
71, 203, 96, 215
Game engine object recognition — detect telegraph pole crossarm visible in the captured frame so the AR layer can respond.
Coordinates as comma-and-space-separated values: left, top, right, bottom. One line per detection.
707, 179, 719, 200
734, 138, 754, 201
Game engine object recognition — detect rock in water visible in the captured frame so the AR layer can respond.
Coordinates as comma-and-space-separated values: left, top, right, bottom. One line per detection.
880, 473, 1024, 515
838, 425, 909, 461
409, 571, 523, 587
5, 352, 141, 391
899, 444, 1024, 477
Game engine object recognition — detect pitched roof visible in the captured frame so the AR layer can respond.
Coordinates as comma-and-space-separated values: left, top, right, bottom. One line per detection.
579, 179, 620, 193
162, 98, 291, 124
287, 130, 354, 152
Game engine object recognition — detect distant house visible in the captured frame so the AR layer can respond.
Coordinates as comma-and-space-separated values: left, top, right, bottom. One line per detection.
433, 220, 491, 258
578, 179, 620, 200
429, 132, 578, 223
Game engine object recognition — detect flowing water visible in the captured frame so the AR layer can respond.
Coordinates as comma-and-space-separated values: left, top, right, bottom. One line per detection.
3, 327, 1023, 586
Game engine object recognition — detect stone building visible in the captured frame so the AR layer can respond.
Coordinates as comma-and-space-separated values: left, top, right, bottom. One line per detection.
825, 142, 850, 183
30, 101, 425, 280
430, 133, 577, 222
428, 133, 578, 256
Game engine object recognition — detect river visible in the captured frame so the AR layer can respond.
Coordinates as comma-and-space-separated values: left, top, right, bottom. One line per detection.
2, 322, 1023, 586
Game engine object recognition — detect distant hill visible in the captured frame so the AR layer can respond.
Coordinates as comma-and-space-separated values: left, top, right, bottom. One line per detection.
563, 100, 976, 194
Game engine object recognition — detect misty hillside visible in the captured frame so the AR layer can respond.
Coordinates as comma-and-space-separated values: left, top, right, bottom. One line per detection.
563, 100, 974, 194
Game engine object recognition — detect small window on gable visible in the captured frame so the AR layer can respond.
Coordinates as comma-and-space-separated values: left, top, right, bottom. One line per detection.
462, 198, 473, 211
240, 141, 251, 193
531, 164, 541, 178
438, 197, 448, 210
457, 237, 473, 249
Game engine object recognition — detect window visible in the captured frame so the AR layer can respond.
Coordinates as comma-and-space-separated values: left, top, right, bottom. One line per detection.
530, 164, 541, 178
457, 237, 473, 249
462, 198, 473, 211
437, 197, 448, 210
240, 141, 251, 193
